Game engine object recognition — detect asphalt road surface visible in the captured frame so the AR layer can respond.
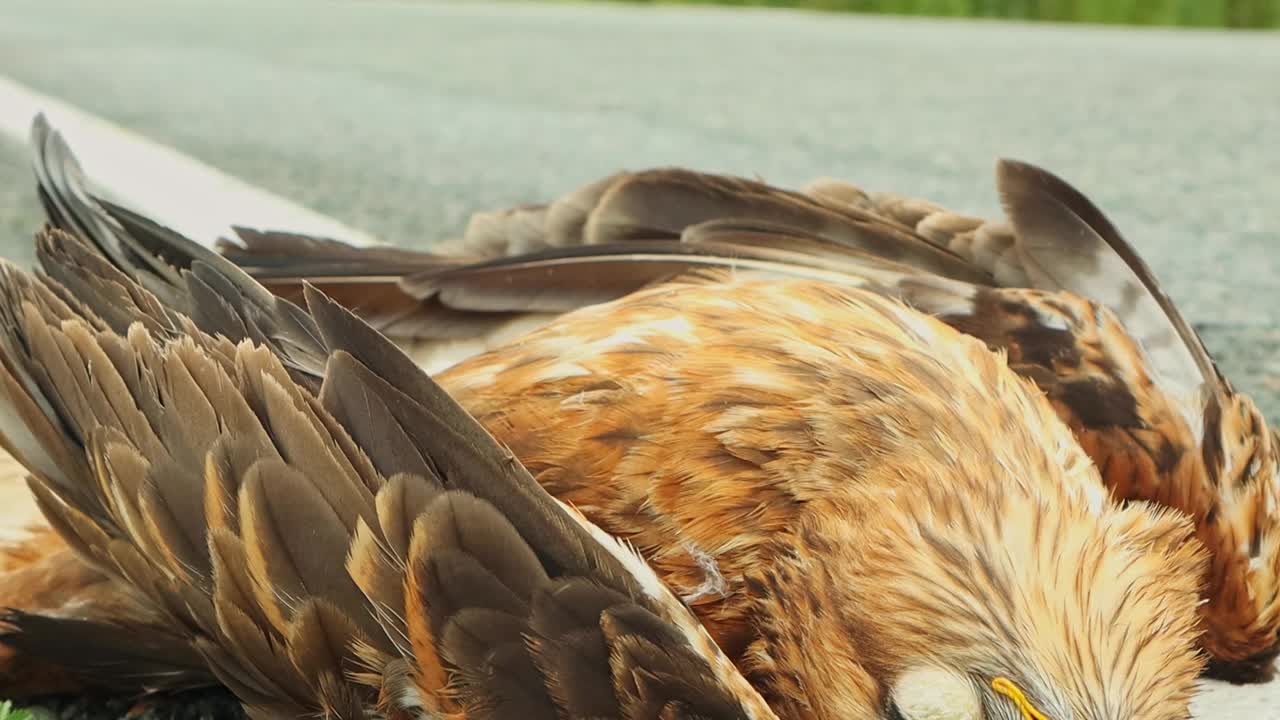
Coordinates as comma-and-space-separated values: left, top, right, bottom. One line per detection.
2, 0, 1278, 416
1, 0, 1279, 716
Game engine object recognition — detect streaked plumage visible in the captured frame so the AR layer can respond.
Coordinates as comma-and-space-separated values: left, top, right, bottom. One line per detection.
0, 227, 1209, 720
0, 118, 1254, 720
219, 156, 1280, 680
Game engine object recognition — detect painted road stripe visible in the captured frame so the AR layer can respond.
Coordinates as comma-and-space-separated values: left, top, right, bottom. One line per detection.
0, 75, 381, 249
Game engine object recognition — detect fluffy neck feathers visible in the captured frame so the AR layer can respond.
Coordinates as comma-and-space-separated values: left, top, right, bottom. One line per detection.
745, 449, 1206, 720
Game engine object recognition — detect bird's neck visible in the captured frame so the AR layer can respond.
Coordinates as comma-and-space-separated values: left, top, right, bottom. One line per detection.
739, 523, 885, 720
740, 466, 1206, 720
734, 473, 1005, 720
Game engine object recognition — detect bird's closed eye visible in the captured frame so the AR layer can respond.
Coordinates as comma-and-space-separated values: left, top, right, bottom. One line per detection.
888, 667, 982, 720
992, 677, 1050, 720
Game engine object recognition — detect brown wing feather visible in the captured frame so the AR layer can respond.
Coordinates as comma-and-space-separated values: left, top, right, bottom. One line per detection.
0, 261, 382, 715
27, 123, 333, 388
218, 167, 993, 343
0, 221, 775, 719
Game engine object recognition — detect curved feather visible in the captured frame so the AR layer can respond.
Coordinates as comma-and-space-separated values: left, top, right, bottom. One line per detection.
0, 231, 776, 718
995, 159, 1222, 429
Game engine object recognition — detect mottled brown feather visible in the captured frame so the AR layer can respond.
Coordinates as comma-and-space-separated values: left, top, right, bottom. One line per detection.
212, 160, 1280, 674
0, 221, 776, 720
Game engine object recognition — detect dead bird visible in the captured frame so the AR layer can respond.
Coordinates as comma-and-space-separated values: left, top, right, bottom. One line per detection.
220, 149, 1280, 682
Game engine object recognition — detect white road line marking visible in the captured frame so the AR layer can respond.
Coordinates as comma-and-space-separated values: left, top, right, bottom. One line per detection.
0, 75, 381, 248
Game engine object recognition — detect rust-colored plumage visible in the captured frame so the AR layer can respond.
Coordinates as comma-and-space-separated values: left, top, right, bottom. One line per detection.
221, 157, 1280, 680
0, 234, 1209, 720
434, 275, 1211, 720
0, 117, 1256, 720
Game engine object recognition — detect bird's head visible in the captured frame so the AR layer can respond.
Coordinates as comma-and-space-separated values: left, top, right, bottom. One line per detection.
749, 473, 1209, 720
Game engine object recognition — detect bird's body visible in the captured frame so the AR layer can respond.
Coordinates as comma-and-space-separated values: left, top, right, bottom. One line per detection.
0, 251, 1208, 720
226, 163, 1280, 677
0, 118, 1268, 719
434, 274, 1209, 720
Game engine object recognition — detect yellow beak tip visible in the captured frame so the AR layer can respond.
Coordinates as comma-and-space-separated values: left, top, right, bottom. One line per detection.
991, 676, 1050, 720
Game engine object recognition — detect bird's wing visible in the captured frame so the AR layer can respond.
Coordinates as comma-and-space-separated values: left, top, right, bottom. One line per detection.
107, 151, 1216, 417
27, 116, 331, 388
217, 167, 995, 350
27, 116, 188, 305
991, 159, 1223, 434
0, 238, 373, 707
219, 163, 1220, 413
0, 226, 775, 720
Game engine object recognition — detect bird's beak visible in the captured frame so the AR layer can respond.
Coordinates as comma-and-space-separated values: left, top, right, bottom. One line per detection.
992, 677, 1050, 720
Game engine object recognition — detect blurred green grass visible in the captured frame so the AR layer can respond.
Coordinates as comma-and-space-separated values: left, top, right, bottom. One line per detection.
0, 701, 31, 720
592, 0, 1280, 27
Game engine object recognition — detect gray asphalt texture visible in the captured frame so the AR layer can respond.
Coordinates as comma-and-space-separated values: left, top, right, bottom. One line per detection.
0, 3, 1278, 716
3, 0, 1278, 419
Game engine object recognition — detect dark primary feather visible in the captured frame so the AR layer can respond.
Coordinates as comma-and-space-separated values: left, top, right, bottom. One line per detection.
226, 228, 452, 278
27, 117, 330, 388
30, 116, 187, 306
404, 238, 929, 314
995, 159, 1223, 417
0, 609, 209, 688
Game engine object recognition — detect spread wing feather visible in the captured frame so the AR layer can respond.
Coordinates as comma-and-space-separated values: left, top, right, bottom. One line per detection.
0, 230, 774, 718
